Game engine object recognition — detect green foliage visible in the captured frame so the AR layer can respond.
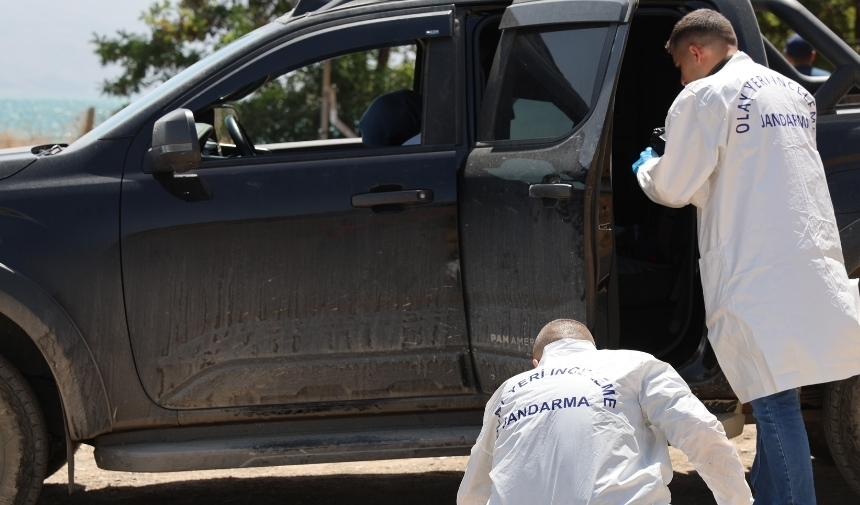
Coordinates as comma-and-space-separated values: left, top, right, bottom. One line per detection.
235, 49, 415, 144
756, 0, 860, 71
93, 0, 293, 96
94, 0, 415, 144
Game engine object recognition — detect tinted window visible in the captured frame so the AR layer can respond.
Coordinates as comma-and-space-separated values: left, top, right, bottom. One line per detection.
195, 43, 422, 159
483, 25, 610, 142
233, 44, 418, 146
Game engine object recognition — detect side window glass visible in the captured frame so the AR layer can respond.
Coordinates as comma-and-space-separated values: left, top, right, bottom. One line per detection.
754, 12, 860, 106
481, 25, 610, 142
200, 43, 420, 157
756, 13, 835, 76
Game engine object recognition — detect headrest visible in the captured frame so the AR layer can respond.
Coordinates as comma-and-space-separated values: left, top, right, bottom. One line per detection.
359, 89, 423, 148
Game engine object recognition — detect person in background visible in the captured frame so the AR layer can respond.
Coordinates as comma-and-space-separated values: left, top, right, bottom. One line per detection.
784, 33, 830, 76
457, 319, 752, 505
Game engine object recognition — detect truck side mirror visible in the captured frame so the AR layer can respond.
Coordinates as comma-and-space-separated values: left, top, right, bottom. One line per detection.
147, 109, 201, 173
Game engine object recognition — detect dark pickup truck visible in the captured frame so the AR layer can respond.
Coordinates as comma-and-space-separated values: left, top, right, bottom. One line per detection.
2, 0, 860, 502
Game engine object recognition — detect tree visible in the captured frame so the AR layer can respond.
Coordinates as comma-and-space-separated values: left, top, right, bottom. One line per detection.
93, 0, 414, 144
94, 1, 294, 96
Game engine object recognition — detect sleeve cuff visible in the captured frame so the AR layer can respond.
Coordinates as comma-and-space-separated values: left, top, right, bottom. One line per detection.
636, 157, 660, 189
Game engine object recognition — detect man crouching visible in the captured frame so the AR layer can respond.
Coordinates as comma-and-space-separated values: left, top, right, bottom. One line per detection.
457, 319, 752, 505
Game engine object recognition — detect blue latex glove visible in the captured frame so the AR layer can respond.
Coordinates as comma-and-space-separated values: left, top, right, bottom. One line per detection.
632, 147, 658, 174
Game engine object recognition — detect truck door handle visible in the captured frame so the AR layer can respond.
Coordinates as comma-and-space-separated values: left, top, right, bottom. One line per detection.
351, 189, 434, 208
528, 183, 573, 199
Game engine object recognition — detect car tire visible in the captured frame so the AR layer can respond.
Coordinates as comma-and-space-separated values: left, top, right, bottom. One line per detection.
0, 354, 48, 505
823, 375, 860, 496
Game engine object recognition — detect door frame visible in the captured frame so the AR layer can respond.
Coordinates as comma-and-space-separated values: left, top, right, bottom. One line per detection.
458, 18, 631, 393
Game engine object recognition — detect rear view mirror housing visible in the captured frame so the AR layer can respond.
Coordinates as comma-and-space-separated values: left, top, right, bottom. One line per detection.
147, 109, 201, 173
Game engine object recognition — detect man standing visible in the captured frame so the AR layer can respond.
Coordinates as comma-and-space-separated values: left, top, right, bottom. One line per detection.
633, 10, 860, 504
784, 33, 830, 77
457, 319, 752, 505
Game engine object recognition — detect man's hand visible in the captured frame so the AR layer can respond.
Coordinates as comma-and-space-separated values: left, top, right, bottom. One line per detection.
632, 147, 659, 174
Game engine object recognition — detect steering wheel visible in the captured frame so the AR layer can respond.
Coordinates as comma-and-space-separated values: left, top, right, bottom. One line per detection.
224, 114, 255, 157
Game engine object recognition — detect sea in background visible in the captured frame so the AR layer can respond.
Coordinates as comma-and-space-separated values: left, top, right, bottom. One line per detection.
0, 96, 128, 147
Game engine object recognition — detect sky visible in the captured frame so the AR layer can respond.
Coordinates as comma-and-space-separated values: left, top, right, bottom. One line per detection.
0, 0, 157, 99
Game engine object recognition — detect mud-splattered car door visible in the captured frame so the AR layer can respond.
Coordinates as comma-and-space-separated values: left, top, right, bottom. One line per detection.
460, 0, 632, 392
119, 8, 476, 410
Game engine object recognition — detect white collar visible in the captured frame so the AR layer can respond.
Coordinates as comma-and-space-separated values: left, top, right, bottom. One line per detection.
726, 51, 752, 66
539, 339, 596, 364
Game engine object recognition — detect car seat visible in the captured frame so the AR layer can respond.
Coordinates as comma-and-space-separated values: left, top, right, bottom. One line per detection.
359, 89, 423, 148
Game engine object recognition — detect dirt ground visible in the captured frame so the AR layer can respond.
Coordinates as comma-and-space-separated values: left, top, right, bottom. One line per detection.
37, 425, 857, 504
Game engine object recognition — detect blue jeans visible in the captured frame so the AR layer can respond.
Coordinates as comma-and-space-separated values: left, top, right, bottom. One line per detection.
749, 389, 816, 505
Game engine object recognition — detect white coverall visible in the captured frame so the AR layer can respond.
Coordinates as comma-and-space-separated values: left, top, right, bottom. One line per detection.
637, 52, 860, 403
457, 339, 752, 505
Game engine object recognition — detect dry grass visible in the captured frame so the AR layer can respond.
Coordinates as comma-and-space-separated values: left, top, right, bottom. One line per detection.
0, 131, 49, 149
0, 104, 95, 149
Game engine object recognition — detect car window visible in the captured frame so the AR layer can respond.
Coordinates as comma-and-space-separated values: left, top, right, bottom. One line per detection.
755, 13, 860, 106
481, 25, 611, 142
756, 12, 836, 74
195, 44, 424, 157
205, 43, 420, 155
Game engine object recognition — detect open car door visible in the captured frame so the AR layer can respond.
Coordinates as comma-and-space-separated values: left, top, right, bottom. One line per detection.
460, 0, 633, 392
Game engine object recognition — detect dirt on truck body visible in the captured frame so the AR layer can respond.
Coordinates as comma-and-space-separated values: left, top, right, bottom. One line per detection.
0, 0, 860, 503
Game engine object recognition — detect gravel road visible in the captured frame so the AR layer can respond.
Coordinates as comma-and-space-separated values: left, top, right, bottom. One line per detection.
36, 425, 857, 504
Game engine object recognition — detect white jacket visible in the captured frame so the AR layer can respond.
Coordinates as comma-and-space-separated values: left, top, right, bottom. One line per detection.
637, 52, 860, 403
457, 339, 752, 505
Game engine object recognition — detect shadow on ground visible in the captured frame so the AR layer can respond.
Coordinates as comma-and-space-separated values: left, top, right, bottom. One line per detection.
37, 459, 857, 504
667, 458, 856, 505
39, 472, 462, 505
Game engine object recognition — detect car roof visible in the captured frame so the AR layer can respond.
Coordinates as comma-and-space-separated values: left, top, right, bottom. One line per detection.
279, 0, 637, 25
279, 0, 481, 22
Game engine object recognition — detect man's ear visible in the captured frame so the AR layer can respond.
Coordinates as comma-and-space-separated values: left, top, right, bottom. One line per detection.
532, 358, 540, 368
689, 44, 704, 64
810, 51, 817, 63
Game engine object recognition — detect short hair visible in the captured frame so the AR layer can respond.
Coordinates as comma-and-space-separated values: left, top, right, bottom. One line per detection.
532, 319, 594, 359
665, 10, 738, 53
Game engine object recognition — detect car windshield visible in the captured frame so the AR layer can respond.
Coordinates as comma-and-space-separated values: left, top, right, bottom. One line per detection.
72, 23, 281, 147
